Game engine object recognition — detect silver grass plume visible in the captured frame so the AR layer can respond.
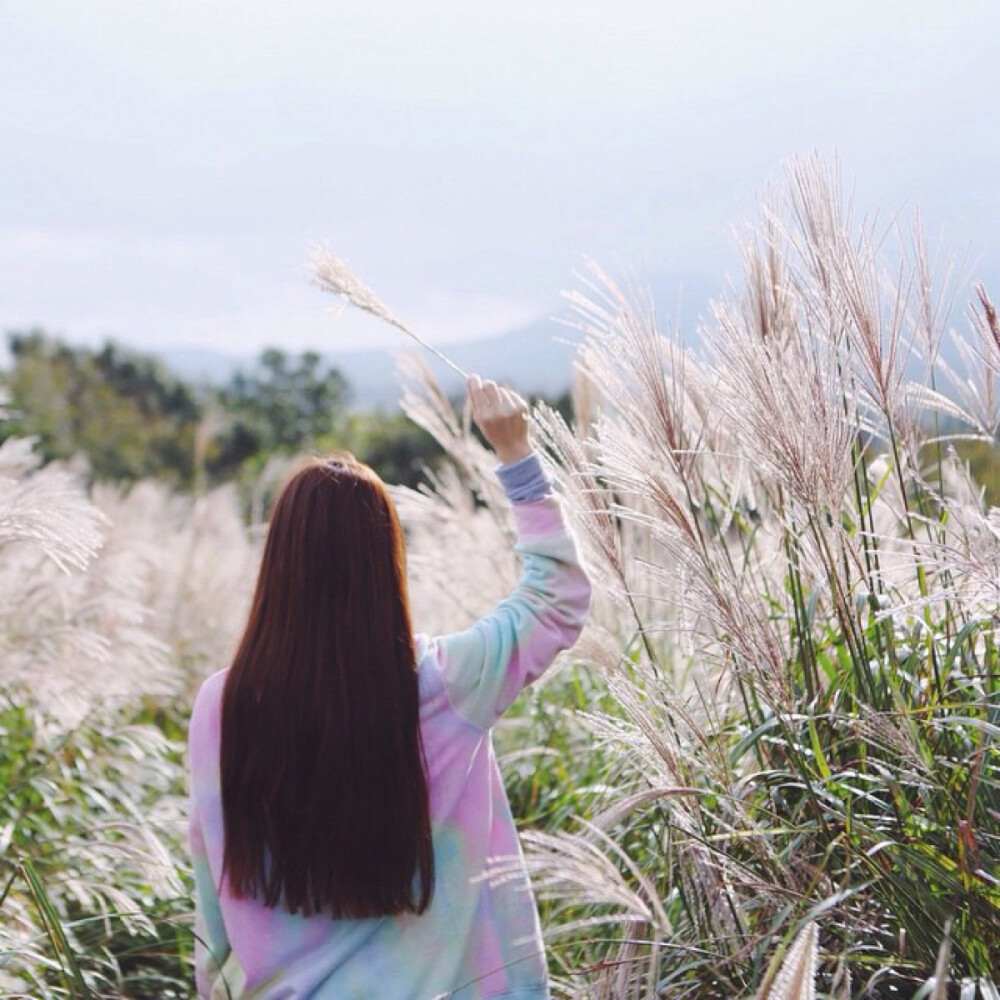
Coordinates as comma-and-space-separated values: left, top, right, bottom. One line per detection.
972, 284, 1000, 372
784, 156, 915, 442
388, 356, 519, 635
759, 921, 818, 1000
0, 438, 105, 572
530, 400, 631, 601
311, 247, 469, 378
396, 353, 513, 538
512, 820, 672, 935
949, 285, 1000, 438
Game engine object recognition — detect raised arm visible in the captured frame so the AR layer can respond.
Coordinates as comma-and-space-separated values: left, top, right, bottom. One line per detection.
431, 377, 591, 730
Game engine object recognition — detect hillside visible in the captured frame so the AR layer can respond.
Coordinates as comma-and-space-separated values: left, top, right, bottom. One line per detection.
157, 272, 723, 408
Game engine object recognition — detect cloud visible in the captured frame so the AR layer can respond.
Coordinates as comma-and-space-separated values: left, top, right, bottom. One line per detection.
1, 1, 997, 359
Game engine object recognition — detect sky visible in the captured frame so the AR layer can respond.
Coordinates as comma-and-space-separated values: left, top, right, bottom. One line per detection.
1, 0, 999, 358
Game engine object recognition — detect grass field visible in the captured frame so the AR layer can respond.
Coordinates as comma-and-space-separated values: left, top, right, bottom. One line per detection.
2, 159, 999, 998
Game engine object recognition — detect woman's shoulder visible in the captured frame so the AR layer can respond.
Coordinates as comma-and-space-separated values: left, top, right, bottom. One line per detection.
188, 668, 229, 752
193, 667, 229, 710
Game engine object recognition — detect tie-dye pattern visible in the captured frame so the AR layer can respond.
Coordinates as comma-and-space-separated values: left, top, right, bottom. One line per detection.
188, 494, 591, 999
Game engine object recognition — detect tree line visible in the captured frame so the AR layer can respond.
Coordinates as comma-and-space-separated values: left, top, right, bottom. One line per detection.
0, 330, 445, 494
3, 328, 997, 507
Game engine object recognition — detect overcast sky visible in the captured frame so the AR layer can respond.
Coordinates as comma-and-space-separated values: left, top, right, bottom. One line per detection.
1, 0, 998, 357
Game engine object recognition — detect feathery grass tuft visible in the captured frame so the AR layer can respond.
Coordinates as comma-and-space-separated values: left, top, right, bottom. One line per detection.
310, 246, 469, 378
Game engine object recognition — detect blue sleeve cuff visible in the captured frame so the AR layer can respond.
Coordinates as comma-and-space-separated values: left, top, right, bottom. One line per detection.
495, 451, 551, 502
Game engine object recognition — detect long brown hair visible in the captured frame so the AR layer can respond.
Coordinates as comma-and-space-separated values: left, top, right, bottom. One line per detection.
220, 455, 434, 918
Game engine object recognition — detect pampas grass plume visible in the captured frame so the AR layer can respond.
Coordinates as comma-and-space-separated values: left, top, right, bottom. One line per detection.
311, 246, 469, 379
760, 922, 818, 1000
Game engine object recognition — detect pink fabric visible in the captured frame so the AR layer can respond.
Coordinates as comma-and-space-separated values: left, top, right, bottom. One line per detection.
189, 496, 591, 999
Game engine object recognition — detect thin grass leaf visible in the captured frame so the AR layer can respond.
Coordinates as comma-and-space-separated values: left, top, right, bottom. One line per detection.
19, 858, 91, 998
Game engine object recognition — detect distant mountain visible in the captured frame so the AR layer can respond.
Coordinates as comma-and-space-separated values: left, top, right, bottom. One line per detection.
332, 318, 586, 409
159, 316, 584, 410
157, 271, 725, 409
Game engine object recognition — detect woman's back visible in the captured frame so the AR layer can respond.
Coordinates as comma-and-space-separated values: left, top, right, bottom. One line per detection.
188, 379, 591, 999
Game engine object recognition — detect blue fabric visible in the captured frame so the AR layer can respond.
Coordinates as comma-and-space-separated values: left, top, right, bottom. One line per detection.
495, 452, 550, 501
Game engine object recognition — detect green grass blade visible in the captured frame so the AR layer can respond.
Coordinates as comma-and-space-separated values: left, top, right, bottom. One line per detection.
19, 858, 91, 998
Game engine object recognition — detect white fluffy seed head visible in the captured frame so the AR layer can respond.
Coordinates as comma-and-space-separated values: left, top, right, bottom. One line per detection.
310, 245, 469, 378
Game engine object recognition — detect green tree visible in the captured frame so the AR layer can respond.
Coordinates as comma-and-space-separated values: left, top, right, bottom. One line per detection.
330, 410, 443, 490
1, 330, 201, 486
206, 349, 350, 482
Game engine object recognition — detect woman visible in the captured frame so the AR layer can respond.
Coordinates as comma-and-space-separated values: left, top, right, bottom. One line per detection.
188, 375, 591, 999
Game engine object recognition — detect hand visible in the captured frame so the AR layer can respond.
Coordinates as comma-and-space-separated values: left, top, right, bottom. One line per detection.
467, 375, 532, 465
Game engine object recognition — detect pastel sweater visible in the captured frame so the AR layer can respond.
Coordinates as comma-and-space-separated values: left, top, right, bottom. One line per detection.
188, 461, 591, 999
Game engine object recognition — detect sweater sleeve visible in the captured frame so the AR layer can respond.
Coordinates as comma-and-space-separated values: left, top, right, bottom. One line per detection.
190, 803, 231, 999
188, 676, 234, 1000
431, 475, 592, 730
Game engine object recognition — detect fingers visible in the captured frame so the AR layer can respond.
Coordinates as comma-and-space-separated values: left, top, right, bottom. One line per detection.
466, 374, 532, 462
467, 374, 500, 412
483, 380, 502, 411
467, 375, 526, 419
501, 386, 529, 416
467, 374, 484, 412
